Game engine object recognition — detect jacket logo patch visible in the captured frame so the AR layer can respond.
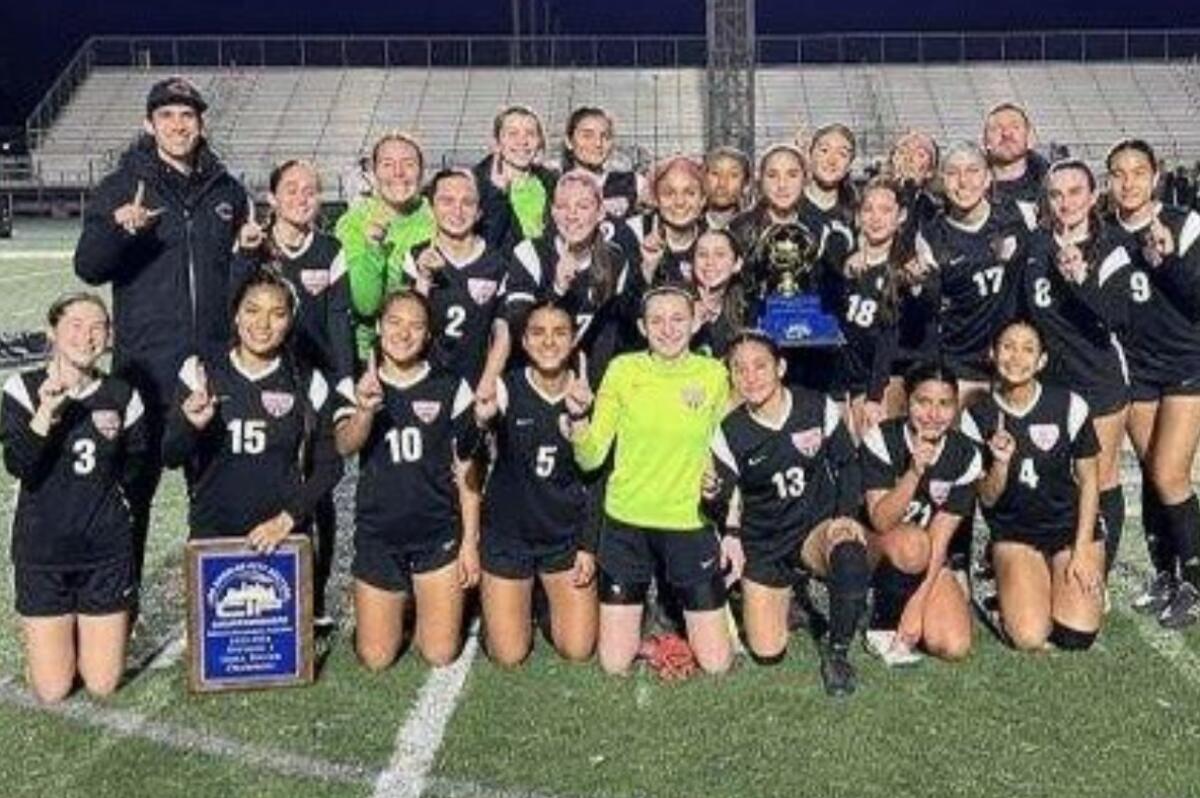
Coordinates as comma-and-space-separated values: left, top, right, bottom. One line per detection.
214, 201, 235, 222
261, 391, 295, 418
466, 278, 498, 305
300, 269, 330, 295
680, 384, 706, 410
991, 234, 1018, 263
91, 410, 121, 441
1028, 423, 1060, 452
791, 427, 822, 457
412, 400, 442, 424
928, 479, 951, 506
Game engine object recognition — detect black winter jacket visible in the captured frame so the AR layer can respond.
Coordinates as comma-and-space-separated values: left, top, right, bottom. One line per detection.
74, 135, 248, 410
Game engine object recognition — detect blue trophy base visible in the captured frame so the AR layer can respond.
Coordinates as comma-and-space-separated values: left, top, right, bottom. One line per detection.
758, 293, 846, 348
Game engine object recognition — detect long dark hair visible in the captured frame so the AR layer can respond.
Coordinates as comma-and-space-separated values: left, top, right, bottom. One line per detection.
903, 359, 959, 397
856, 178, 910, 325
1041, 158, 1105, 268
561, 106, 613, 172
809, 123, 859, 216
695, 228, 749, 330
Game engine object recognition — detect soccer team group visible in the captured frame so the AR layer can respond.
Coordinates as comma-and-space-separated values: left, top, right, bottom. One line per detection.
4, 73, 1200, 701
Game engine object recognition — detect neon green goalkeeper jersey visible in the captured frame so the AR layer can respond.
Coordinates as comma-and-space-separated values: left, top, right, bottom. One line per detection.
334, 196, 435, 360
574, 351, 730, 531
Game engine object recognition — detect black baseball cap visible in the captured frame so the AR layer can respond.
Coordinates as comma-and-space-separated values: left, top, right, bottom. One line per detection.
146, 77, 208, 116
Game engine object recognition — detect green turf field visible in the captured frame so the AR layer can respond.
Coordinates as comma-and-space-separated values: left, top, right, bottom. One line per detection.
2, 219, 1200, 798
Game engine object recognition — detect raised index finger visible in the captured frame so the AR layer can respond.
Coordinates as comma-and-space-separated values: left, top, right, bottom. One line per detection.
132, 180, 145, 208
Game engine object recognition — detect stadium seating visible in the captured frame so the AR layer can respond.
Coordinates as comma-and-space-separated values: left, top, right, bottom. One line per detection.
29, 62, 1200, 197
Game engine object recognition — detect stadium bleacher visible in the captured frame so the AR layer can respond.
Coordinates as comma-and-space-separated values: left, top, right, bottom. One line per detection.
28, 61, 1200, 197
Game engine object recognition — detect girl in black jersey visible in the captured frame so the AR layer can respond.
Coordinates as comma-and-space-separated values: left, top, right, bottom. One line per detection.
2, 293, 148, 702
691, 229, 751, 360
561, 106, 641, 220
961, 320, 1103, 651
703, 146, 751, 230
233, 158, 355, 623
407, 169, 511, 405
1024, 160, 1131, 573
335, 291, 482, 669
802, 124, 858, 233
475, 302, 598, 666
1106, 139, 1200, 627
710, 332, 869, 696
164, 267, 342, 550
474, 106, 558, 251
619, 156, 708, 288
507, 169, 638, 386
838, 179, 903, 439
916, 141, 1029, 403
861, 362, 980, 662
728, 144, 809, 275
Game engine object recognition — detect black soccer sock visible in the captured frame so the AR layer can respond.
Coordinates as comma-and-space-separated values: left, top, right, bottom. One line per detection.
1142, 481, 1178, 578
1099, 486, 1125, 575
870, 561, 923, 630
827, 540, 870, 649
1161, 494, 1200, 588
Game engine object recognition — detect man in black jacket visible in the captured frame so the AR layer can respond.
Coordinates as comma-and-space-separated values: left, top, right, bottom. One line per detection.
74, 77, 249, 582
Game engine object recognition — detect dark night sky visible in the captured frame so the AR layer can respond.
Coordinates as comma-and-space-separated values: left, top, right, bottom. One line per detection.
3, 1, 1200, 126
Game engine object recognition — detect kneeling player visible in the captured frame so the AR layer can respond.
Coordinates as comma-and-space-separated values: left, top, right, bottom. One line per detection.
861, 361, 980, 662
164, 266, 343, 552
2, 293, 149, 702
710, 332, 869, 695
335, 291, 482, 670
961, 320, 1104, 651
476, 302, 599, 666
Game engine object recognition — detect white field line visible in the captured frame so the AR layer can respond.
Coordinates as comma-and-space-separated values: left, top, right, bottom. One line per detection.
372, 629, 481, 798
1109, 561, 1200, 689
0, 676, 375, 785
0, 670, 612, 798
0, 250, 74, 261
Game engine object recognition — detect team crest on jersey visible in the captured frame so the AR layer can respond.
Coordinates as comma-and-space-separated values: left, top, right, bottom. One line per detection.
928, 479, 952, 506
91, 410, 121, 440
299, 269, 330, 295
1028, 423, 1060, 452
213, 201, 234, 223
991, 234, 1018, 263
680, 384, 706, 410
791, 427, 822, 457
261, 391, 295, 418
412, 400, 442, 424
466, 278, 498, 305
678, 261, 693, 281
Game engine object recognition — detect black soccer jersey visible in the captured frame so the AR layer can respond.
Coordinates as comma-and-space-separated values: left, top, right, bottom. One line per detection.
2, 371, 148, 568
232, 231, 355, 387
835, 259, 898, 400
691, 305, 743, 360
162, 352, 341, 540
915, 203, 1029, 368
893, 276, 940, 367
484, 369, 595, 550
612, 212, 701, 287
798, 193, 856, 267
711, 388, 861, 558
1107, 205, 1200, 386
1021, 229, 1130, 401
506, 235, 638, 384
991, 154, 1048, 232
340, 363, 479, 549
961, 384, 1098, 542
861, 418, 982, 528
596, 168, 640, 219
405, 240, 508, 388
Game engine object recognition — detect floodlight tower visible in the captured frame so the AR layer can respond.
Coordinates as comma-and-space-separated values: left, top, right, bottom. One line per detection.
706, 0, 756, 157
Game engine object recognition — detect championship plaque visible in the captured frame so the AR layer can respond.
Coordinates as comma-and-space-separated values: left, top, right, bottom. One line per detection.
753, 221, 846, 347
185, 536, 314, 693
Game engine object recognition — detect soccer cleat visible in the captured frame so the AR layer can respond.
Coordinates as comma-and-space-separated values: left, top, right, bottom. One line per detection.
1132, 572, 1177, 616
863, 629, 924, 667
1158, 582, 1200, 630
820, 645, 857, 697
